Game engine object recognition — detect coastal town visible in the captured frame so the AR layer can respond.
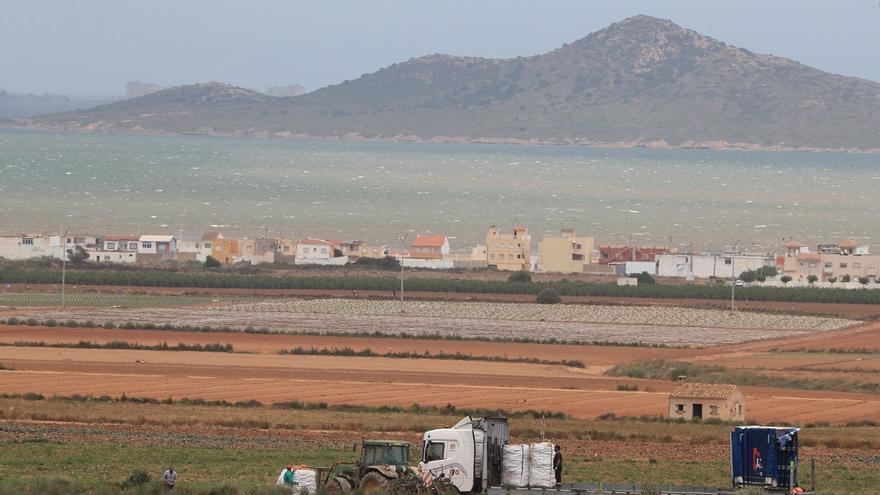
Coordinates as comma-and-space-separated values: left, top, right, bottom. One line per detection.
2, 225, 878, 288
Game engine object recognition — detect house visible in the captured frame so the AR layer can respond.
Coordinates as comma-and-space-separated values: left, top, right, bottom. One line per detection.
537, 229, 594, 274
782, 239, 880, 283
89, 235, 139, 263
656, 253, 774, 279
357, 244, 389, 260
277, 238, 298, 263
599, 245, 675, 264
0, 233, 64, 260
486, 225, 531, 272
211, 238, 241, 265
236, 238, 278, 264
410, 235, 450, 260
669, 383, 745, 421
103, 236, 139, 253
199, 231, 223, 262
295, 239, 348, 266
137, 235, 176, 260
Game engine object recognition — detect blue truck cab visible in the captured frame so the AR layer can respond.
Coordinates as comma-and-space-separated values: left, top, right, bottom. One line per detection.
731, 426, 800, 491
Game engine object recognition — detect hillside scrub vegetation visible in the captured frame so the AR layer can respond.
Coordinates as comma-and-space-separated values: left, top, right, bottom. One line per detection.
607, 359, 880, 395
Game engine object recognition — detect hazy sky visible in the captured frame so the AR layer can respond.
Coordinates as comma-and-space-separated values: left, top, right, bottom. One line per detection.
3, 0, 880, 96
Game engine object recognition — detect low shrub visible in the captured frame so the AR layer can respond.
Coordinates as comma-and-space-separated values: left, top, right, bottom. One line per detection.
536, 288, 561, 304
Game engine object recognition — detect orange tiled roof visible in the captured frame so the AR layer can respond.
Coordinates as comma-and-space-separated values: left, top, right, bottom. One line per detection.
412, 235, 447, 248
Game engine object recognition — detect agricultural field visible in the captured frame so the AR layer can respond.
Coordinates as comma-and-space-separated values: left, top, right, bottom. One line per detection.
0, 291, 878, 494
0, 399, 877, 494
13, 298, 855, 346
0, 291, 248, 308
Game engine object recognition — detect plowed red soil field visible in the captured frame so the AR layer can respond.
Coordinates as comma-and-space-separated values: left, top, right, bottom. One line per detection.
2, 345, 879, 424
0, 324, 698, 365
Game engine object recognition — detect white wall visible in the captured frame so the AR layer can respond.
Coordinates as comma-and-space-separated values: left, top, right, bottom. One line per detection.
0, 236, 64, 260
657, 254, 772, 279
294, 256, 348, 266
402, 258, 454, 269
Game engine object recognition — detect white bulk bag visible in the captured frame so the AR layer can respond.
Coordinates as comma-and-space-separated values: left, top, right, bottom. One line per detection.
528, 442, 555, 488
294, 469, 318, 495
501, 444, 530, 488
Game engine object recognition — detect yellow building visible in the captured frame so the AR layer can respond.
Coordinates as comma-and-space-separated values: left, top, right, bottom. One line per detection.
211, 238, 241, 265
277, 238, 298, 262
486, 225, 531, 271
538, 229, 594, 274
669, 383, 745, 422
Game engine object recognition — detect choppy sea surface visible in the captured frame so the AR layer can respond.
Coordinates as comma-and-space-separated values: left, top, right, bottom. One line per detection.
1, 129, 878, 252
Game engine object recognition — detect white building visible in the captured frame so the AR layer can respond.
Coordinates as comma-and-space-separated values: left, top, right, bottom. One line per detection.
657, 253, 773, 279
294, 239, 348, 266
89, 235, 139, 263
137, 235, 177, 260
0, 234, 64, 260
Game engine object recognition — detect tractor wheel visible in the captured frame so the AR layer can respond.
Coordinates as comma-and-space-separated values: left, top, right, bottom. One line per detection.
323, 476, 352, 495
359, 471, 392, 494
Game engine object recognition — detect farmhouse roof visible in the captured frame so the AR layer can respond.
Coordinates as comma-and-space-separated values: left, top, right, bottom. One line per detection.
104, 235, 139, 241
412, 235, 447, 248
670, 383, 739, 400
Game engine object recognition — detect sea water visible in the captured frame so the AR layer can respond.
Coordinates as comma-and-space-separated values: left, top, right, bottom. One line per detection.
1, 128, 877, 251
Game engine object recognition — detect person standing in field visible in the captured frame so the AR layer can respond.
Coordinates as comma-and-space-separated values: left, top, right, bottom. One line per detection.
553, 445, 563, 484
163, 466, 177, 489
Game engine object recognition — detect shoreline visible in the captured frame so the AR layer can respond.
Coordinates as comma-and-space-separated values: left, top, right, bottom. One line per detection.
6, 121, 880, 154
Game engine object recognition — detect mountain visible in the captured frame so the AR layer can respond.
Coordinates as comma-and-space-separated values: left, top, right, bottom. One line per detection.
13, 16, 880, 151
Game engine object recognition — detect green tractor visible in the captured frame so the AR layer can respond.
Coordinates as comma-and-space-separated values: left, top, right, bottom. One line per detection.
322, 440, 419, 495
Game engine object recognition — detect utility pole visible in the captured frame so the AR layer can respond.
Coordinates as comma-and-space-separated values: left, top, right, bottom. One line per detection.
399, 232, 408, 313
60, 226, 71, 309
730, 240, 740, 311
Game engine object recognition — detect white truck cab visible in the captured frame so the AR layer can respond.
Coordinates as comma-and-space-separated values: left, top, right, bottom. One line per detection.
419, 416, 509, 494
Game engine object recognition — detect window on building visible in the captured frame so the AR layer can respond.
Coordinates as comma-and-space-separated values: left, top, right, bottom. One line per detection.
320, 247, 328, 254
142, 242, 152, 249
710, 405, 719, 416
824, 262, 832, 269
840, 262, 848, 268
195, 243, 200, 249
106, 242, 116, 250
853, 263, 861, 269
675, 404, 685, 413
129, 242, 138, 250
809, 262, 817, 268
204, 243, 212, 249
724, 257, 732, 265
21, 238, 34, 245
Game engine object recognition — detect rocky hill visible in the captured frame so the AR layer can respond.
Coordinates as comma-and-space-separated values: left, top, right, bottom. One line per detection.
15, 16, 880, 151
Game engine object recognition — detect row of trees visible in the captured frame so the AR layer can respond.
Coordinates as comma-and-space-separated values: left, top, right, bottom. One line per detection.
6, 267, 880, 304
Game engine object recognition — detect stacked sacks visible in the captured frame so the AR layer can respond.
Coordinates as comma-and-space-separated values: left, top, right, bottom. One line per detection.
293, 469, 318, 494
501, 444, 530, 488
528, 442, 556, 488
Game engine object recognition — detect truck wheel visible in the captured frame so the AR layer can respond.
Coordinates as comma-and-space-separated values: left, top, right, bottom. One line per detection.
359, 471, 392, 494
323, 476, 352, 495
